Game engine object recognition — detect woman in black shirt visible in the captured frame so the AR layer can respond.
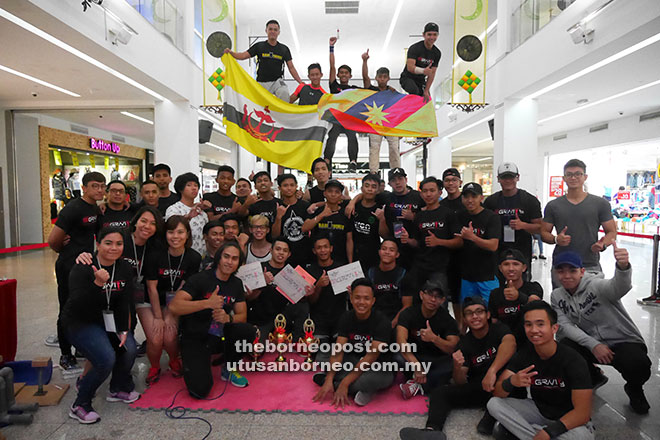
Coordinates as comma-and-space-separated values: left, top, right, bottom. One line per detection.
142, 215, 201, 385
64, 227, 138, 424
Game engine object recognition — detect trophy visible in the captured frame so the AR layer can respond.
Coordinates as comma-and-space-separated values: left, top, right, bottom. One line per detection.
268, 314, 292, 363
252, 328, 264, 362
298, 318, 320, 363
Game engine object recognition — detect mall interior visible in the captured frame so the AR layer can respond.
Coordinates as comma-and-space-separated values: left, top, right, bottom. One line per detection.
1, 0, 660, 439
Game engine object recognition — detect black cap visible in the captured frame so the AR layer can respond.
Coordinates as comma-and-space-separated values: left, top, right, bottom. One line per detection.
462, 296, 488, 311
442, 168, 461, 179
499, 249, 527, 265
421, 280, 447, 297
388, 167, 407, 181
424, 22, 439, 33
324, 179, 344, 191
461, 182, 483, 196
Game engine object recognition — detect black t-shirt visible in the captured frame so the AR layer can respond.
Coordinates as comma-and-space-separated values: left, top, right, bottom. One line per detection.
306, 261, 346, 335
439, 195, 464, 215
279, 199, 311, 267
488, 281, 543, 345
203, 192, 237, 218
411, 206, 460, 272
62, 259, 133, 332
54, 197, 100, 262
459, 209, 502, 281
329, 80, 359, 94
457, 321, 512, 383
483, 189, 542, 264
293, 83, 326, 105
247, 262, 289, 326
248, 197, 282, 226
100, 206, 136, 231
376, 189, 425, 235
508, 344, 592, 420
367, 265, 407, 321
145, 249, 201, 305
351, 202, 381, 272
337, 309, 391, 354
400, 41, 441, 85
247, 41, 292, 82
312, 206, 350, 263
179, 271, 246, 339
309, 186, 325, 204
398, 306, 459, 359
158, 193, 180, 217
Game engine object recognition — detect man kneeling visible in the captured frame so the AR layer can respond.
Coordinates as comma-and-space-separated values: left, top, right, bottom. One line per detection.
169, 242, 256, 398
312, 278, 394, 407
488, 301, 594, 440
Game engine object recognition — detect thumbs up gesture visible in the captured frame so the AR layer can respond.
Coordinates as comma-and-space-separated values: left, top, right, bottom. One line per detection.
503, 279, 519, 301
92, 265, 110, 287
509, 211, 524, 231
556, 226, 571, 246
206, 285, 224, 311
425, 230, 441, 247
612, 241, 630, 269
419, 320, 436, 343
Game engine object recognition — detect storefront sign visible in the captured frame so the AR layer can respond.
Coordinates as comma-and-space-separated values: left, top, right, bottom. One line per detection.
90, 138, 120, 154
549, 176, 565, 198
71, 152, 79, 167
89, 155, 96, 168
52, 150, 62, 166
104, 156, 110, 169
617, 191, 631, 201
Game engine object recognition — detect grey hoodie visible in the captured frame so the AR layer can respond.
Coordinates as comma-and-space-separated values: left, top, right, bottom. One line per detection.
551, 266, 645, 350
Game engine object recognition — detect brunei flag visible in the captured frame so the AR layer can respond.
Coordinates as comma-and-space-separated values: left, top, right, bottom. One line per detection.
317, 89, 437, 138
221, 54, 329, 173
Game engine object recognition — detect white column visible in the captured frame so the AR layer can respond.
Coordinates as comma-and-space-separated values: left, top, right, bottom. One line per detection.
181, 0, 195, 59
493, 98, 539, 195
154, 100, 199, 179
494, 0, 511, 60
401, 153, 417, 186
427, 136, 452, 178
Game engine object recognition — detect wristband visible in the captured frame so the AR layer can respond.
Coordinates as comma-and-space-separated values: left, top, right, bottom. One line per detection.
502, 377, 515, 392
543, 420, 568, 438
414, 66, 425, 75
329, 46, 334, 52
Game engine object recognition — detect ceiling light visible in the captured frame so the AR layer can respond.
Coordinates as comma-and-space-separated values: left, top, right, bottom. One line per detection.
445, 114, 494, 138
539, 78, 660, 124
382, 0, 404, 51
0, 64, 81, 97
0, 7, 166, 101
451, 137, 492, 153
283, 1, 300, 53
525, 31, 660, 100
206, 142, 231, 153
120, 111, 153, 125
472, 156, 492, 162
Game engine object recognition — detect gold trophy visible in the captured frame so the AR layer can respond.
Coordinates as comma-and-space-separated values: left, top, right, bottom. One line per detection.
268, 314, 292, 363
252, 328, 264, 362
298, 318, 320, 363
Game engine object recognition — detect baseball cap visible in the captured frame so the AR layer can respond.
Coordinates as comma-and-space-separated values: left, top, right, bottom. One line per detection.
421, 280, 447, 297
553, 252, 583, 269
442, 168, 461, 179
324, 179, 344, 191
499, 249, 527, 265
462, 296, 488, 311
497, 162, 519, 177
461, 182, 483, 196
424, 22, 439, 33
388, 167, 407, 181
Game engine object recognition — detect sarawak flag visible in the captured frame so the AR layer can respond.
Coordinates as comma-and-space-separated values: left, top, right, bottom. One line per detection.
221, 54, 329, 173
317, 89, 437, 137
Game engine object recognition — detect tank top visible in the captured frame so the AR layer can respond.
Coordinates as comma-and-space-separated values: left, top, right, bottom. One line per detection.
245, 242, 272, 264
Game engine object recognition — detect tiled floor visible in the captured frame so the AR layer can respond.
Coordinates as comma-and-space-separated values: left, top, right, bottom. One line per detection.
1, 237, 659, 439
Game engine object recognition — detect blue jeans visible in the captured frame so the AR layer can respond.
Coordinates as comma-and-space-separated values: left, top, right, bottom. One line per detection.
67, 323, 137, 406
460, 278, 499, 303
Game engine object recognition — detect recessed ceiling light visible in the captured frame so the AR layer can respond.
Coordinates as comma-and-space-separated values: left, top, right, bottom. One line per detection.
206, 142, 231, 153
120, 111, 154, 125
452, 137, 493, 153
0, 64, 80, 97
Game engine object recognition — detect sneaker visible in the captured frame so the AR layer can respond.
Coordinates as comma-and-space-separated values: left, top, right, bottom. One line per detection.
59, 354, 79, 371
493, 422, 517, 440
476, 410, 496, 435
399, 427, 447, 440
106, 390, 141, 404
169, 358, 183, 378
637, 295, 660, 305
532, 255, 538, 260
539, 254, 547, 260
221, 367, 249, 388
592, 368, 609, 390
348, 161, 357, 172
44, 334, 59, 347
69, 403, 100, 424
313, 372, 327, 387
136, 341, 147, 357
146, 367, 161, 385
624, 383, 650, 414
400, 379, 424, 400
354, 390, 372, 406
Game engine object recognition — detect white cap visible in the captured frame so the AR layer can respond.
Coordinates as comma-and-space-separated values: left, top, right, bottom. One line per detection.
497, 162, 519, 177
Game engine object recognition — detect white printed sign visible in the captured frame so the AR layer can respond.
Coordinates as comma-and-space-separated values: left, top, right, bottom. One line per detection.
328, 262, 364, 295
236, 261, 267, 291
273, 264, 313, 304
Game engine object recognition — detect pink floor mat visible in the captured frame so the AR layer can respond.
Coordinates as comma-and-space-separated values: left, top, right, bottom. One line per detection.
131, 355, 429, 415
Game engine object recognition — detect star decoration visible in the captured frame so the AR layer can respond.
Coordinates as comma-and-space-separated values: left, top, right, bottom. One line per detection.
360, 101, 390, 125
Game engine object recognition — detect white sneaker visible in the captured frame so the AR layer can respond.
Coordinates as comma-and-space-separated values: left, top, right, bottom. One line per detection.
354, 390, 372, 406
44, 334, 59, 347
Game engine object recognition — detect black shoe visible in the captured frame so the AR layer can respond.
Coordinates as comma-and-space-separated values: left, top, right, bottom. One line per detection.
493, 422, 517, 440
532, 255, 538, 260
59, 354, 79, 371
399, 427, 446, 440
348, 161, 357, 172
624, 384, 650, 414
592, 368, 609, 390
313, 372, 326, 387
136, 341, 147, 357
539, 254, 547, 260
476, 410, 496, 435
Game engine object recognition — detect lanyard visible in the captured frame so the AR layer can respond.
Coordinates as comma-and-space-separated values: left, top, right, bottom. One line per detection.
100, 261, 116, 311
167, 250, 185, 291
132, 236, 146, 279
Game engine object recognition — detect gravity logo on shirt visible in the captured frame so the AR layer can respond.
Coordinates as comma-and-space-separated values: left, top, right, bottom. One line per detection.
389, 202, 420, 214
203, 290, 236, 308
471, 346, 497, 365
416, 57, 433, 67
494, 208, 525, 217
213, 206, 232, 214
471, 226, 486, 237
283, 211, 304, 242
498, 304, 521, 316
533, 376, 566, 389
82, 215, 98, 225
375, 283, 398, 292
101, 280, 127, 292
159, 269, 183, 277
103, 220, 129, 229
349, 333, 373, 343
420, 221, 444, 229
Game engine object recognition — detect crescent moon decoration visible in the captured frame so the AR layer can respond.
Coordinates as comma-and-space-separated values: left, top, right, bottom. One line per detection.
151, 0, 171, 24
461, 0, 483, 20
209, 0, 229, 23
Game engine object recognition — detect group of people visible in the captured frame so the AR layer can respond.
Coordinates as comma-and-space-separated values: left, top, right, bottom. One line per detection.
225, 19, 441, 173
46, 154, 652, 440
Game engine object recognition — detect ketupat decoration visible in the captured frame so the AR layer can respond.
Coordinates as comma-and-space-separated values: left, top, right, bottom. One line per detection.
457, 70, 481, 102
208, 68, 226, 98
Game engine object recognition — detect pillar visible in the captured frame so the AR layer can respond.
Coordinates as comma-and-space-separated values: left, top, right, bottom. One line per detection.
154, 100, 199, 179
427, 136, 452, 177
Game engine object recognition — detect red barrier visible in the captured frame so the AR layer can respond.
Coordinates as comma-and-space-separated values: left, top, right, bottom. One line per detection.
0, 243, 49, 254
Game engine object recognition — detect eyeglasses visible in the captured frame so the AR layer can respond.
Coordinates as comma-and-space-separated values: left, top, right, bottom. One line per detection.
88, 183, 106, 190
250, 225, 268, 230
564, 172, 584, 179
464, 308, 487, 318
